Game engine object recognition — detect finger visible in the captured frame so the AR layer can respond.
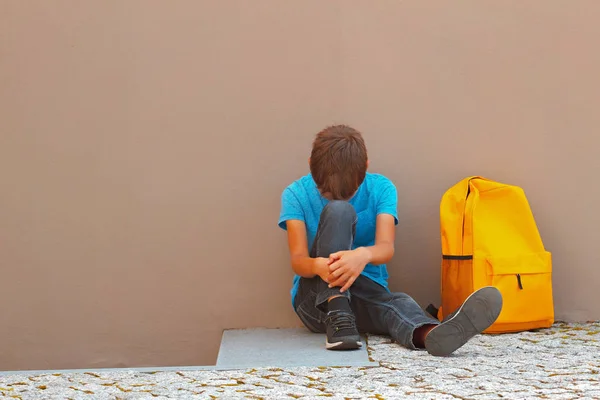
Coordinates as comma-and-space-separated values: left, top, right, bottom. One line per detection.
340, 275, 357, 293
327, 274, 344, 288
329, 263, 348, 277
329, 259, 344, 272
328, 253, 342, 265
328, 278, 346, 289
328, 271, 351, 288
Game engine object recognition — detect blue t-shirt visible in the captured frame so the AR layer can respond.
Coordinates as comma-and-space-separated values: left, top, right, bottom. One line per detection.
278, 172, 398, 306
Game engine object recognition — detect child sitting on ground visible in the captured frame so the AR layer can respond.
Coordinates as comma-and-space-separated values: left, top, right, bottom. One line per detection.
278, 124, 502, 355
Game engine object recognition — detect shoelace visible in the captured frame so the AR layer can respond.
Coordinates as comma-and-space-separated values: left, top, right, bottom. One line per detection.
325, 311, 357, 331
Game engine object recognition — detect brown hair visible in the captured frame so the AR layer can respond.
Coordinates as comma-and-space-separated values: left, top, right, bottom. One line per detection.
310, 125, 368, 200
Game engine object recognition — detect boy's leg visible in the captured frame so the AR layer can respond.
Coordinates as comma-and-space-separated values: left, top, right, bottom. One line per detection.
349, 276, 440, 348
349, 276, 503, 356
293, 200, 361, 350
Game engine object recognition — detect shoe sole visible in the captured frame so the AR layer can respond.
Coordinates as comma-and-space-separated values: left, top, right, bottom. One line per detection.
326, 338, 363, 350
425, 286, 503, 357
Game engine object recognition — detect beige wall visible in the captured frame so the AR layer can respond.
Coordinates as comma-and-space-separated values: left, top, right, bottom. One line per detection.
1, 1, 599, 371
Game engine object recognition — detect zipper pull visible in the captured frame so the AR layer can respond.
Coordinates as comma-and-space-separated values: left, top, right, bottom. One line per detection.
516, 274, 523, 290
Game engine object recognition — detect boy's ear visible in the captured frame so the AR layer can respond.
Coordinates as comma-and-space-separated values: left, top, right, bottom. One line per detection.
308, 157, 311, 167
366, 159, 370, 169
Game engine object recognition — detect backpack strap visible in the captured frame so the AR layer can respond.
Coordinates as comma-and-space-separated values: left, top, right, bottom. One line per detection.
425, 304, 440, 320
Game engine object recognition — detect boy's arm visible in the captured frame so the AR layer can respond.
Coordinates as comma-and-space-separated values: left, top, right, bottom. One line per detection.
361, 178, 398, 265
327, 213, 396, 291
356, 213, 396, 265
285, 219, 330, 282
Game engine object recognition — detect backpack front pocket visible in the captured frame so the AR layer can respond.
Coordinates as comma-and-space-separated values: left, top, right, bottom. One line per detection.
485, 251, 554, 331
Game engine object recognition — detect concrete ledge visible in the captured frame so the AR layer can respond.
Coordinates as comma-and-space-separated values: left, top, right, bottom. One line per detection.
216, 327, 377, 369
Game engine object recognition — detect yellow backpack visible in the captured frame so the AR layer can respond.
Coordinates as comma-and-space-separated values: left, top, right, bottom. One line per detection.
437, 176, 554, 333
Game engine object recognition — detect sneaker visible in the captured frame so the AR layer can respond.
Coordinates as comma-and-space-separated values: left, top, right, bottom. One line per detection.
424, 286, 503, 356
324, 310, 362, 350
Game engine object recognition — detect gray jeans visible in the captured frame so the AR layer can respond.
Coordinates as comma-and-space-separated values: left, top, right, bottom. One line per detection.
293, 200, 440, 349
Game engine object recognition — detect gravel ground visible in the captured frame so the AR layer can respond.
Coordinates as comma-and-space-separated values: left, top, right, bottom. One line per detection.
1, 322, 599, 399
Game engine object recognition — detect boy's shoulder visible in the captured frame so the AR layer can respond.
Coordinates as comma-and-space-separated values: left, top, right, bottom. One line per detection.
282, 173, 317, 195
278, 174, 318, 229
361, 173, 397, 197
364, 172, 395, 186
288, 173, 315, 186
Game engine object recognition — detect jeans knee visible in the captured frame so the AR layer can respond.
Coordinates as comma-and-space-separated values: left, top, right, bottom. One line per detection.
389, 292, 422, 308
322, 200, 356, 221
390, 292, 411, 301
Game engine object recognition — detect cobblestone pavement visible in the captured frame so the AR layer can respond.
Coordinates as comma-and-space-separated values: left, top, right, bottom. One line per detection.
1, 322, 599, 399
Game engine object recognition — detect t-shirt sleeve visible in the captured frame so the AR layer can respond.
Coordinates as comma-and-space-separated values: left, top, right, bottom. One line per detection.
278, 187, 305, 230
377, 178, 399, 225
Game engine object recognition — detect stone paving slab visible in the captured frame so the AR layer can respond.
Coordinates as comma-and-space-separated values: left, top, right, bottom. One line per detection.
1, 322, 599, 399
216, 328, 375, 369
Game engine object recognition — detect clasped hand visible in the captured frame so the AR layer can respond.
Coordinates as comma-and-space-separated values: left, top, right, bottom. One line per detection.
321, 248, 371, 293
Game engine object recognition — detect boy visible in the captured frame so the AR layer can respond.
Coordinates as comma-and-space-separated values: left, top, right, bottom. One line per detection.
278, 125, 503, 356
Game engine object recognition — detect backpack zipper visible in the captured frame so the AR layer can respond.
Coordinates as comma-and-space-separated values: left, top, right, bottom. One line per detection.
516, 274, 523, 290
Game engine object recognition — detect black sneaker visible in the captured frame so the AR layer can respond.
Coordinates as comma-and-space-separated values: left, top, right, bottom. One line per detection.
324, 310, 362, 350
425, 286, 503, 356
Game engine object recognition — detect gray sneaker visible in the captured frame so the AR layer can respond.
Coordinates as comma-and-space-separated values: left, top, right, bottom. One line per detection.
425, 286, 503, 356
324, 310, 362, 350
